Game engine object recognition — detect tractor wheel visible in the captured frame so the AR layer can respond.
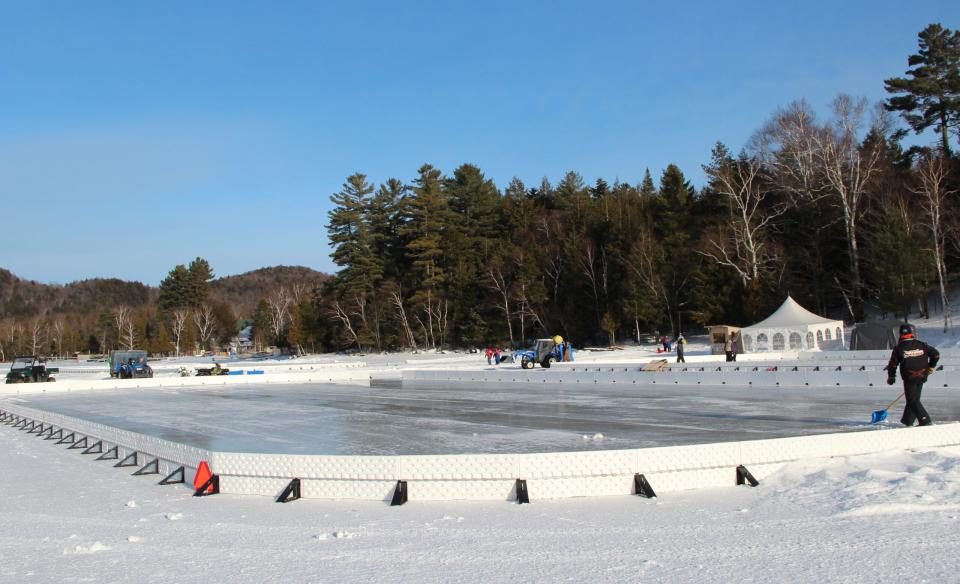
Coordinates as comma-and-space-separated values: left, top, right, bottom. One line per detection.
522, 358, 534, 370
541, 356, 554, 369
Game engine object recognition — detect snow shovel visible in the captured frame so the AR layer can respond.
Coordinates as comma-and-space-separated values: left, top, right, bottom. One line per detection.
871, 393, 904, 424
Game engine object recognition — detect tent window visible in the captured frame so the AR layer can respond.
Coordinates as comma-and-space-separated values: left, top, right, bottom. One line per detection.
773, 333, 785, 351
835, 327, 842, 342
757, 333, 768, 351
824, 328, 832, 341
743, 335, 753, 352
816, 330, 824, 348
806, 332, 815, 349
789, 332, 802, 350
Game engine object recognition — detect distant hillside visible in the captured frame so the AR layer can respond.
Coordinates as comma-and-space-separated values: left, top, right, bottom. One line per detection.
211, 266, 329, 316
0, 269, 152, 319
0, 265, 329, 320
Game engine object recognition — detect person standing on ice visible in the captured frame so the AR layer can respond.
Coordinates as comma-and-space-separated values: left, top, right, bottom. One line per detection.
675, 334, 686, 363
886, 324, 940, 427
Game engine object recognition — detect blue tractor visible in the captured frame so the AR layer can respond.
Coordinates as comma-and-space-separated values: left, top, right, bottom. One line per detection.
110, 350, 153, 379
514, 338, 566, 369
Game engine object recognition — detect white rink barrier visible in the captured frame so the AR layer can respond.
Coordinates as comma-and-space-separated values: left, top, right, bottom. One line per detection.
0, 402, 208, 486
3, 401, 960, 502
404, 364, 958, 389
0, 370, 372, 396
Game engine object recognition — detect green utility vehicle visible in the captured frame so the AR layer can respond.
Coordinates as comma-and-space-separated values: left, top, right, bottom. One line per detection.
5, 356, 59, 383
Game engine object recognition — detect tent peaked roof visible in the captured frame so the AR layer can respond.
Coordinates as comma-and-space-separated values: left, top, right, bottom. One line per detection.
747, 296, 838, 329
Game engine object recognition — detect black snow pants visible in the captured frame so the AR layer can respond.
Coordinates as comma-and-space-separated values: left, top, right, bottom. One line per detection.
901, 379, 931, 427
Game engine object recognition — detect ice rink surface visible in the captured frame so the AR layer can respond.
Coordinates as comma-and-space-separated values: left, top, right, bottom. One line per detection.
9, 381, 960, 455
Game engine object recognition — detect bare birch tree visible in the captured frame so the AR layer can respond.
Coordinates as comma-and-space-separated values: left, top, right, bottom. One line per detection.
701, 151, 787, 286
266, 288, 292, 346
486, 263, 515, 346
753, 101, 825, 200
122, 318, 137, 350
171, 309, 189, 357
812, 95, 888, 317
113, 306, 132, 350
388, 284, 417, 350
51, 319, 65, 357
913, 152, 956, 331
329, 299, 360, 348
290, 281, 309, 305
576, 240, 606, 329
28, 318, 44, 355
193, 304, 217, 351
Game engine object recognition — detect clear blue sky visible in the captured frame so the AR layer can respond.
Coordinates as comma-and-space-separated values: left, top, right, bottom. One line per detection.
1, 1, 956, 285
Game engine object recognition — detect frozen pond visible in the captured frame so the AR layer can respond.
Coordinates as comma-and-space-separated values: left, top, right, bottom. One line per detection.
8, 382, 960, 455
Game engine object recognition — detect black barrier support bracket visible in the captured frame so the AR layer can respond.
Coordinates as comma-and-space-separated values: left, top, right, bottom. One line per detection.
82, 440, 103, 455
634, 473, 657, 498
133, 459, 159, 476
515, 479, 530, 504
159, 467, 185, 485
390, 480, 408, 506
193, 475, 220, 497
68, 436, 88, 450
115, 451, 138, 468
45, 428, 63, 441
96, 446, 119, 461
57, 432, 75, 445
736, 465, 759, 487
276, 478, 302, 503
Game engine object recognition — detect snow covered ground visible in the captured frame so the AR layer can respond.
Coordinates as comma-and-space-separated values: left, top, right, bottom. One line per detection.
3, 424, 960, 583
4, 315, 960, 581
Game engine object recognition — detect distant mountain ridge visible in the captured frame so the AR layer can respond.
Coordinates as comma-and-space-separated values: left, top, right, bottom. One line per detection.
0, 266, 329, 320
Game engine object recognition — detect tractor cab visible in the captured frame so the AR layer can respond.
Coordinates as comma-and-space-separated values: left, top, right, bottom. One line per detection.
514, 338, 562, 369
5, 356, 58, 383
109, 350, 153, 379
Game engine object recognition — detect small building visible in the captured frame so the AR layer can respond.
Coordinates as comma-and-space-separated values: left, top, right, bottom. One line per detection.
706, 325, 741, 355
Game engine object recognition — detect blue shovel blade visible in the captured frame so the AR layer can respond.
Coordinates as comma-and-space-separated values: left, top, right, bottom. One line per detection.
871, 409, 888, 424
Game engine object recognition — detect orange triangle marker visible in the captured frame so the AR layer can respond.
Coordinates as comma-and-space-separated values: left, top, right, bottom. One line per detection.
193, 461, 213, 493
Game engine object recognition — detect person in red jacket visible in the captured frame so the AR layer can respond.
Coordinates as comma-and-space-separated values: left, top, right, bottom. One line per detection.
886, 324, 940, 426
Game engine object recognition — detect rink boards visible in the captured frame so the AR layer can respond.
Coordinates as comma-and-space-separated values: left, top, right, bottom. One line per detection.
3, 399, 959, 502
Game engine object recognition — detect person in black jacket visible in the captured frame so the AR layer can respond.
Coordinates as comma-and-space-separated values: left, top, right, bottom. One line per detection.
886, 324, 940, 426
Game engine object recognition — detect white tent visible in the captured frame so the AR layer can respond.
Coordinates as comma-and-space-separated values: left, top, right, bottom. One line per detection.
740, 296, 845, 353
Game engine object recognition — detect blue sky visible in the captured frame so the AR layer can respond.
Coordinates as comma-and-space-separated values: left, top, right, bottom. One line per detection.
1, 1, 956, 285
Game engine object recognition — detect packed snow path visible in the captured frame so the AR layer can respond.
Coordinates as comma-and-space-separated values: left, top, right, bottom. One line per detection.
2, 423, 959, 582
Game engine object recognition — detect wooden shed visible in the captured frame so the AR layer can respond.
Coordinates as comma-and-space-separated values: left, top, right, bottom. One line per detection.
707, 325, 742, 355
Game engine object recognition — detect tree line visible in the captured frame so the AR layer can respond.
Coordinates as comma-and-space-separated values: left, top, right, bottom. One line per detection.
0, 262, 327, 360
320, 23, 960, 350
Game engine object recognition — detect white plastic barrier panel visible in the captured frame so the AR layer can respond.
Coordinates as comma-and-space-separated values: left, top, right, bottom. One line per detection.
4, 401, 960, 503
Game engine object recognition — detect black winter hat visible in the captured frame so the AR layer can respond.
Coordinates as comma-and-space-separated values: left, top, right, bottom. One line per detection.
899, 324, 914, 337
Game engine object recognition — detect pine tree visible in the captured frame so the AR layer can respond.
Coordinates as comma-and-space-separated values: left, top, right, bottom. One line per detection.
369, 178, 407, 282
187, 258, 215, 306
885, 23, 960, 155
158, 265, 191, 310
252, 299, 271, 351
327, 173, 381, 291
401, 164, 450, 347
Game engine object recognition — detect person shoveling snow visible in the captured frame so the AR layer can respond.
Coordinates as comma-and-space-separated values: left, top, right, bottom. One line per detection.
873, 324, 940, 425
